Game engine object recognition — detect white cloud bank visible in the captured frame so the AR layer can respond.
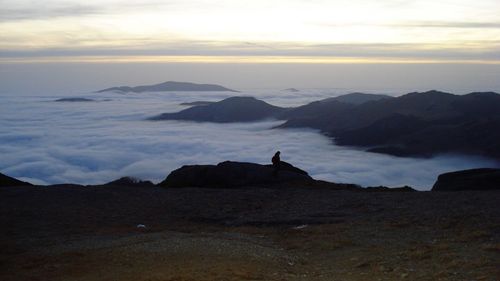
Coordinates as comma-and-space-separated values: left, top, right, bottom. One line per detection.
1, 90, 498, 190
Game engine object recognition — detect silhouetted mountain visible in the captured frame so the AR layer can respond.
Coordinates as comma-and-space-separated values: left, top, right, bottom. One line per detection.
55, 98, 95, 102
277, 100, 355, 128
280, 90, 500, 158
283, 88, 300, 92
150, 90, 500, 158
322, 92, 393, 105
365, 185, 416, 192
280, 90, 459, 130
150, 96, 287, 122
158, 161, 313, 188
432, 168, 500, 191
365, 117, 500, 157
335, 113, 429, 146
105, 177, 154, 187
0, 172, 32, 187
97, 81, 238, 93
277, 93, 393, 129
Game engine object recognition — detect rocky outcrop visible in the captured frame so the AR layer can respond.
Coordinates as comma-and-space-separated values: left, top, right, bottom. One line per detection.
159, 161, 313, 188
432, 168, 500, 191
97, 81, 238, 93
0, 172, 32, 187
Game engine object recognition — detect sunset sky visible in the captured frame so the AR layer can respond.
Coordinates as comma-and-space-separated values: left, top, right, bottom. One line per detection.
2, 0, 499, 63
1, 0, 500, 93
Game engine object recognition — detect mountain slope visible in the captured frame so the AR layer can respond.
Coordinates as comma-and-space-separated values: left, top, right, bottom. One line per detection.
330, 91, 500, 158
150, 96, 286, 122
279, 91, 500, 158
1, 172, 32, 187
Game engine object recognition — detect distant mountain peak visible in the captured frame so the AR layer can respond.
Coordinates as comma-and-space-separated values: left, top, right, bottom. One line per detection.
220, 96, 259, 102
464, 91, 500, 98
150, 96, 285, 122
321, 92, 393, 105
97, 81, 238, 93
405, 90, 454, 97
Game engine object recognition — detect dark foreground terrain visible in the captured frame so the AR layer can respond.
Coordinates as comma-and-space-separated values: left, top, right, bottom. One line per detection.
1, 184, 499, 281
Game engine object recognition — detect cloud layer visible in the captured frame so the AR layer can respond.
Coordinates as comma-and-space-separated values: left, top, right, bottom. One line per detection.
1, 90, 498, 190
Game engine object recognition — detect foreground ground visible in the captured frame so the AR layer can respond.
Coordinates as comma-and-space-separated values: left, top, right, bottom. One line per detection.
0, 184, 499, 281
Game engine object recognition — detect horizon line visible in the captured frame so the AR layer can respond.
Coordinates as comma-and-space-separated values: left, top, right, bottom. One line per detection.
2, 55, 500, 64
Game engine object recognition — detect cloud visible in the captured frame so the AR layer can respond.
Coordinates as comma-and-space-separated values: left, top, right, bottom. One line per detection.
1, 91, 499, 190
1, 40, 500, 62
315, 20, 500, 29
393, 21, 500, 29
0, 0, 178, 22
0, 3, 103, 21
1, 1, 498, 64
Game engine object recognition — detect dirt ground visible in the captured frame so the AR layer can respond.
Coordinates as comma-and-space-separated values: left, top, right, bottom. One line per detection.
1, 184, 498, 281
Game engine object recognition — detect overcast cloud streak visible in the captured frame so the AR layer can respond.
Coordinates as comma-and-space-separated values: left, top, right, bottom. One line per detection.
2, 42, 499, 62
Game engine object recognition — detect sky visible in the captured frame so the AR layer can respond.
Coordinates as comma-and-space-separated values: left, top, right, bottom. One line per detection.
1, 0, 500, 93
1, 1, 500, 187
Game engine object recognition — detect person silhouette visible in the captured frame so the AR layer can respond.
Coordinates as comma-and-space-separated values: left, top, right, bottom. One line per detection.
272, 151, 281, 176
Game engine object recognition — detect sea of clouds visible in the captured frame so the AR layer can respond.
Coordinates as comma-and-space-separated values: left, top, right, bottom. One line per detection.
1, 89, 499, 190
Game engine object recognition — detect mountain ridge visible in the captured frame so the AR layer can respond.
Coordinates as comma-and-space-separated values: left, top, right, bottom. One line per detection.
97, 81, 238, 93
150, 96, 287, 122
151, 90, 500, 159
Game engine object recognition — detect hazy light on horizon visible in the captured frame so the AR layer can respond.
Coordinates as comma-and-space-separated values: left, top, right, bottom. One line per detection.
3, 55, 500, 64
1, 0, 499, 63
1, 0, 500, 93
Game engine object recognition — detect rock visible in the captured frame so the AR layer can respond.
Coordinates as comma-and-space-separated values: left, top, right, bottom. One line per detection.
0, 172, 32, 187
432, 168, 500, 191
265, 161, 309, 176
158, 161, 313, 188
105, 177, 155, 187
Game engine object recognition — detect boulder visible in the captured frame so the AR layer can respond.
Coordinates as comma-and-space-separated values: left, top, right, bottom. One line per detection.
159, 161, 313, 188
0, 172, 32, 187
432, 168, 500, 191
